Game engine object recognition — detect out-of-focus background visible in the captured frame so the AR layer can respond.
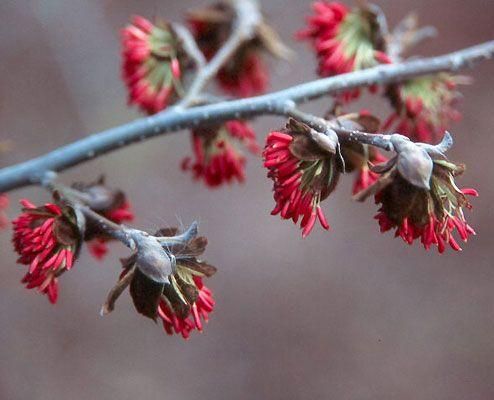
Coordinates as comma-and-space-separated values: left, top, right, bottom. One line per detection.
1, 1, 493, 399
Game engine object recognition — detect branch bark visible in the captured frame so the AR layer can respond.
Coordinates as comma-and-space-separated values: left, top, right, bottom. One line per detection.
0, 40, 493, 193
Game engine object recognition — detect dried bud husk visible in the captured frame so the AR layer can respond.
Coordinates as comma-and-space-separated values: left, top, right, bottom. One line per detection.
391, 136, 433, 190
133, 232, 174, 284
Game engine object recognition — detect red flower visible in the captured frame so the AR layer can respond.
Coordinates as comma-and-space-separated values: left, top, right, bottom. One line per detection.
12, 200, 81, 303
368, 159, 477, 253
383, 74, 464, 143
121, 15, 185, 114
263, 119, 340, 237
104, 228, 217, 339
298, 1, 390, 100
0, 194, 9, 229
158, 277, 215, 339
182, 120, 260, 187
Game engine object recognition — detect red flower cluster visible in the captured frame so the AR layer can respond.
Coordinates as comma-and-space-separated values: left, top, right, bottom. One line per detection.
372, 160, 477, 253
264, 120, 340, 237
298, 1, 390, 100
182, 120, 260, 187
158, 276, 215, 339
106, 228, 217, 339
0, 194, 8, 229
384, 74, 463, 143
121, 15, 184, 114
12, 200, 81, 303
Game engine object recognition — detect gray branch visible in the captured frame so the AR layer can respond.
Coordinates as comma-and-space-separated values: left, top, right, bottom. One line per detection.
0, 40, 493, 193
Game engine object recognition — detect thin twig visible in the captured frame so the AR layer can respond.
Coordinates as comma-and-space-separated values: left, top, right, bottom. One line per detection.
173, 23, 206, 70
285, 107, 396, 151
387, 13, 437, 61
177, 0, 262, 107
0, 40, 493, 193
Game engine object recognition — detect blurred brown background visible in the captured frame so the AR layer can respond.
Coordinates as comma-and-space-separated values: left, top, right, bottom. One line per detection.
1, 1, 494, 399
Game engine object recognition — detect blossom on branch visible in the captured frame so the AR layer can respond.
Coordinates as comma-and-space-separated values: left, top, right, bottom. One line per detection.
188, 2, 290, 97
264, 118, 342, 237
181, 120, 260, 187
102, 227, 216, 339
298, 1, 390, 100
356, 141, 477, 253
384, 74, 465, 142
12, 200, 82, 303
121, 15, 186, 114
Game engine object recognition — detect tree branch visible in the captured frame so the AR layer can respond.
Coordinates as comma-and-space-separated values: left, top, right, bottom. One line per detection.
177, 0, 262, 107
0, 40, 493, 193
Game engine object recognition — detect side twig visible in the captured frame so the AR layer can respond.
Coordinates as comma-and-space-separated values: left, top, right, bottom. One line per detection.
177, 0, 262, 107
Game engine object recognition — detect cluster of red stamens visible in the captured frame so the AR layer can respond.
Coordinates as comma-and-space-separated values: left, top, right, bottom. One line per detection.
298, 1, 391, 100
264, 131, 331, 237
121, 15, 183, 114
182, 120, 260, 187
158, 277, 215, 339
12, 200, 79, 303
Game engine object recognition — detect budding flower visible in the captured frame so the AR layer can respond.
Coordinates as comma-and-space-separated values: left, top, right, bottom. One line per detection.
121, 16, 186, 114
0, 194, 9, 229
263, 118, 341, 237
188, 2, 290, 97
357, 148, 477, 253
102, 226, 216, 339
181, 120, 260, 187
298, 1, 391, 101
384, 74, 465, 142
12, 200, 82, 303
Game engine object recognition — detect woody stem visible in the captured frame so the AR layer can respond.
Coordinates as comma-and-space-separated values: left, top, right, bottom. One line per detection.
284, 107, 398, 152
0, 40, 493, 193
